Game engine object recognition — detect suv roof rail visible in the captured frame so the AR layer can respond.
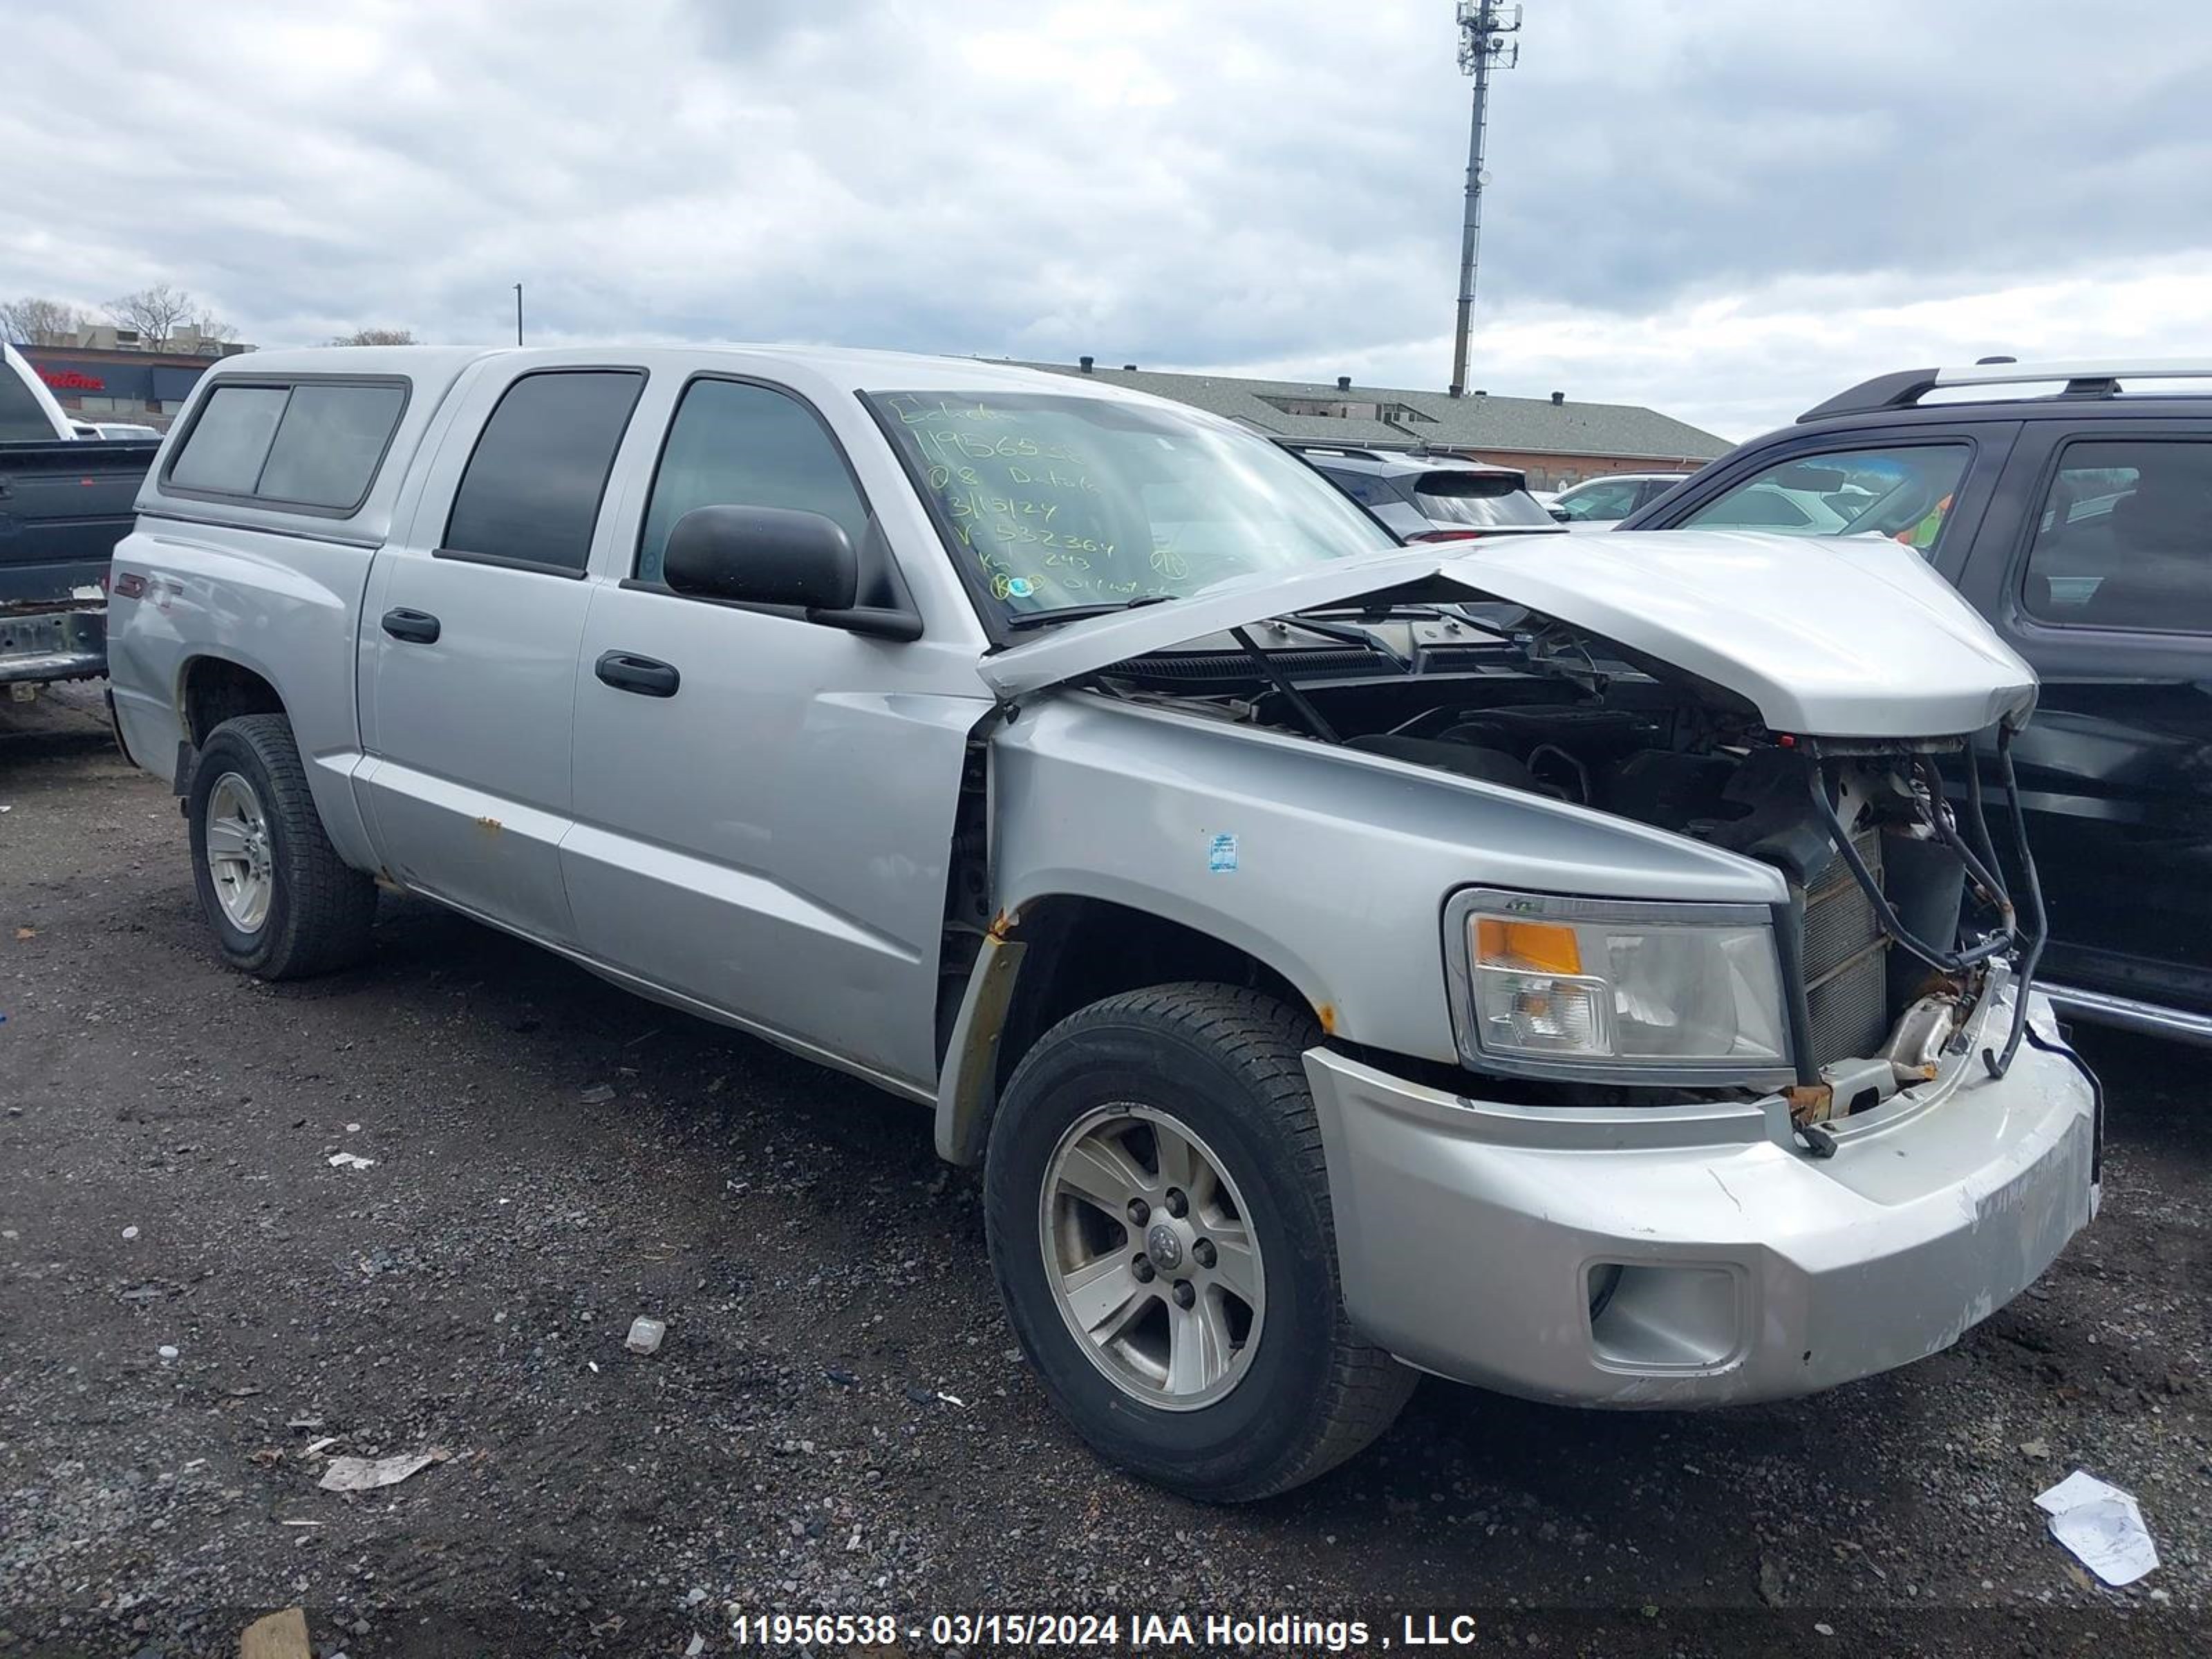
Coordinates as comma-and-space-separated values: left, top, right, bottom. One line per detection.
1799, 359, 2212, 423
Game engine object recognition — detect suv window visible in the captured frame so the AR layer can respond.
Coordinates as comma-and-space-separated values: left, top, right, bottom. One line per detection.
2022, 440, 2212, 634
1680, 443, 1971, 550
444, 371, 644, 574
1412, 471, 1553, 529
167, 381, 406, 511
1556, 479, 1640, 521
637, 379, 869, 584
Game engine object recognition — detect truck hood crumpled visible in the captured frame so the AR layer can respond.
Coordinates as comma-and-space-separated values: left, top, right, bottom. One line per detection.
977, 528, 2038, 740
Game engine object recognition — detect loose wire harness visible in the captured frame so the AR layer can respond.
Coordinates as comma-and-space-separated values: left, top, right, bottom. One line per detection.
1800, 722, 2050, 1079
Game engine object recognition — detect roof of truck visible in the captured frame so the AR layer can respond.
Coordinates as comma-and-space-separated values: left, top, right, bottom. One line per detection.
145, 345, 1210, 550
205, 343, 1163, 400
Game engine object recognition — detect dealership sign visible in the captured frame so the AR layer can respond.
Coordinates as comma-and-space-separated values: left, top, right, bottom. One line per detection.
39, 368, 105, 391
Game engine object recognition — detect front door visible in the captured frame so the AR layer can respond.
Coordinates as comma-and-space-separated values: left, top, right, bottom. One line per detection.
357, 366, 646, 946
561, 374, 986, 1091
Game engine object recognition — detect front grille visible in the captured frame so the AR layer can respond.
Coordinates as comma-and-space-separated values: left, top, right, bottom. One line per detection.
1801, 830, 1889, 1066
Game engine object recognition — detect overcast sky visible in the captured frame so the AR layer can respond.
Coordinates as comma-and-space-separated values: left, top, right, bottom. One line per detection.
5, 0, 2209, 438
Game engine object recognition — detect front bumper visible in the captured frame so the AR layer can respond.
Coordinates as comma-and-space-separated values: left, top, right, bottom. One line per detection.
1307, 990, 2097, 1406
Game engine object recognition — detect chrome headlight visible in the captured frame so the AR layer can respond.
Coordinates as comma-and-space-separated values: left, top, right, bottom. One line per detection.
1445, 890, 1793, 1085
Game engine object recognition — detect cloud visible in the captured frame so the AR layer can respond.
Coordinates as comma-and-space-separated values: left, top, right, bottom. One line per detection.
1, 0, 2204, 438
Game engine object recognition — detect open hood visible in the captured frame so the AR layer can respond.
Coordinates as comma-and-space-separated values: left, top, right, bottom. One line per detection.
977, 529, 2037, 740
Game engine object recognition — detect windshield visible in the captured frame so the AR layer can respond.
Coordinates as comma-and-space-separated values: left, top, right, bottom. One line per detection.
867, 390, 1398, 622
1412, 471, 1556, 528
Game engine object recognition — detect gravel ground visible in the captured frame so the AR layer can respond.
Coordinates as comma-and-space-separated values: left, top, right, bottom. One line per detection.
2, 684, 2206, 1658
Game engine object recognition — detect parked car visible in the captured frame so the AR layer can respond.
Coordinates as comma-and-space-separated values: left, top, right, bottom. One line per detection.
1550, 471, 1695, 529
81, 420, 162, 442
1, 342, 160, 688
1286, 443, 1564, 542
108, 346, 2095, 1500
1618, 358, 2212, 1044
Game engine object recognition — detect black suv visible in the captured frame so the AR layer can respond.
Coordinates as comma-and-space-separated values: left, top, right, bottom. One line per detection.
1618, 360, 2212, 1043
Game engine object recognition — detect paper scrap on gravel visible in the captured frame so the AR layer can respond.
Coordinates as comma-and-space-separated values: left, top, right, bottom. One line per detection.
2035, 1470, 2159, 1586
317, 1448, 449, 1492
327, 1152, 375, 1170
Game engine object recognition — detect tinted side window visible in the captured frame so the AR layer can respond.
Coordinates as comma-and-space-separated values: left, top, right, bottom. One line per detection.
636, 379, 868, 583
2022, 440, 2212, 634
1698, 485, 1812, 528
445, 371, 645, 574
1680, 442, 1970, 550
257, 384, 406, 509
168, 385, 290, 494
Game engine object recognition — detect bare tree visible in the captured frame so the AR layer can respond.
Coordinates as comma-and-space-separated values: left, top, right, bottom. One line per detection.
194, 312, 238, 346
327, 327, 418, 346
0, 295, 88, 346
104, 284, 200, 351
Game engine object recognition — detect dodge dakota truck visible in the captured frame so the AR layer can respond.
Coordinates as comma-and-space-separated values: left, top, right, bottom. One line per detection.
106, 346, 2099, 1500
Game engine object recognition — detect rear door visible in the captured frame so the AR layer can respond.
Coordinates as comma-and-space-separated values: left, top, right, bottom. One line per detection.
1949, 420, 2212, 1023
356, 364, 646, 946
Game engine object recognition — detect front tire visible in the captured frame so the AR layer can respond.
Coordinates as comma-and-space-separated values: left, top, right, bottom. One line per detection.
187, 714, 377, 980
984, 983, 1415, 1501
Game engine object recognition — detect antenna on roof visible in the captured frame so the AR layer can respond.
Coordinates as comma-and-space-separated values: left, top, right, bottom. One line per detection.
1449, 2, 1524, 400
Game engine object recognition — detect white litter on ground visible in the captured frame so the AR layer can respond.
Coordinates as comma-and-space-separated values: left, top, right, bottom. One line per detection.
625, 1316, 666, 1356
326, 1152, 375, 1170
317, 1448, 449, 1493
2035, 1470, 2159, 1586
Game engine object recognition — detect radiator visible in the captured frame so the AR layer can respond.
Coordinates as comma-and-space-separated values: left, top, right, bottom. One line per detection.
1801, 829, 1891, 1066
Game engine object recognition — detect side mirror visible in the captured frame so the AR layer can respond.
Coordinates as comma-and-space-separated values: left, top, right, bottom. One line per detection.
1546, 504, 1572, 523
664, 505, 859, 612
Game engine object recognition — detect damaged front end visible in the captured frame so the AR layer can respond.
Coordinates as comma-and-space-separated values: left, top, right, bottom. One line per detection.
986, 529, 2068, 1138
974, 529, 2099, 1405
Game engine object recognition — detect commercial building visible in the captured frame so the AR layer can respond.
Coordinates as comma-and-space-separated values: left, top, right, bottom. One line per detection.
1017, 359, 1730, 490
15, 326, 254, 430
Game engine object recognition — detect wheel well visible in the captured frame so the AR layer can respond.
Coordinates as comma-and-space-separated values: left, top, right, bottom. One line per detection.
993, 897, 1311, 1096
182, 657, 286, 746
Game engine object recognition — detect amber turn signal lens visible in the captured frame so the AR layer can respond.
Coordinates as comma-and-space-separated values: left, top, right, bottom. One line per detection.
1474, 918, 1582, 975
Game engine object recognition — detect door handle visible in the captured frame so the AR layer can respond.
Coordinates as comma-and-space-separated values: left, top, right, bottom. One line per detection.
380, 607, 442, 644
595, 650, 680, 698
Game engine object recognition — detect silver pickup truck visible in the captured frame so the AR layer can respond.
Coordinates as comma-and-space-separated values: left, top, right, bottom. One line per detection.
107, 346, 2099, 1500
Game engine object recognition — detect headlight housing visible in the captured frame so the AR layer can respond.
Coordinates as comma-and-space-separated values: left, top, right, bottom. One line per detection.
1444, 890, 1794, 1085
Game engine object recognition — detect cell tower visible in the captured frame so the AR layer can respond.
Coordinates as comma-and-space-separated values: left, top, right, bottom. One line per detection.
1450, 1, 1524, 398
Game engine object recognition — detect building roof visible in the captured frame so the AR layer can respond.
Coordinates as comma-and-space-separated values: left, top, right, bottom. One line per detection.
1009, 361, 1731, 462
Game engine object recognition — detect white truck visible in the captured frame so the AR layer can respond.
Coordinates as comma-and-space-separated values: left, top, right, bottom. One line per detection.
106, 345, 2098, 1499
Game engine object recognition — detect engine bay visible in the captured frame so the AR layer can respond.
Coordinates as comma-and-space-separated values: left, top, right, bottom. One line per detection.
1094, 606, 2041, 1116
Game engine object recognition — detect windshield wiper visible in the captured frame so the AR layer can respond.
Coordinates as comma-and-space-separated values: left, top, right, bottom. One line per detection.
1003, 594, 1177, 631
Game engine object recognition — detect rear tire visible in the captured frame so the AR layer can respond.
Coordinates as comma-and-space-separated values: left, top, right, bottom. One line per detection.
187, 714, 376, 980
985, 982, 1415, 1501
